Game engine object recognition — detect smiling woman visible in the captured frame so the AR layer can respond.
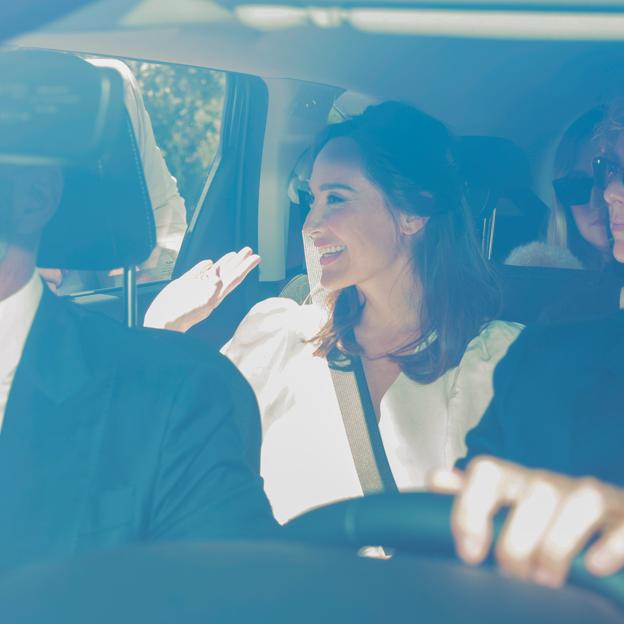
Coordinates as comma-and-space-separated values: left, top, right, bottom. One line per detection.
146, 101, 523, 523
304, 103, 503, 383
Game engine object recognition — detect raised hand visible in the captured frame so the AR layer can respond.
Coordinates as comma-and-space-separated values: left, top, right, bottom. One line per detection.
430, 456, 624, 588
143, 247, 260, 332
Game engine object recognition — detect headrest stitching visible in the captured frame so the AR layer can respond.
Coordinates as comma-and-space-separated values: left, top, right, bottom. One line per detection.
124, 113, 156, 254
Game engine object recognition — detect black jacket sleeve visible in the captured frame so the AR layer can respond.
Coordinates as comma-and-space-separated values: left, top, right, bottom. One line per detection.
146, 352, 278, 540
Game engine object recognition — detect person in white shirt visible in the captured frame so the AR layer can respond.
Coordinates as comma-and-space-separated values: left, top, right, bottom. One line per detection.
146, 102, 523, 523
0, 166, 53, 428
0, 271, 41, 430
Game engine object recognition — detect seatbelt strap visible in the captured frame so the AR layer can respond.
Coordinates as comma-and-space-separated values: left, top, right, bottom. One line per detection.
301, 229, 397, 495
329, 356, 398, 495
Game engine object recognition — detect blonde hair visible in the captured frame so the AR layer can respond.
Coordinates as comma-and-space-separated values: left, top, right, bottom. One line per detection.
547, 106, 607, 270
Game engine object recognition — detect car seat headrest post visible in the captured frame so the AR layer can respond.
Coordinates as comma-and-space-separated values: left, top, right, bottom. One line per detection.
485, 206, 498, 260
123, 266, 138, 328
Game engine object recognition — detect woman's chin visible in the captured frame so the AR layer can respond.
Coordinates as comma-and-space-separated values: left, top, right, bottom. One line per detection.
613, 238, 624, 263
319, 271, 350, 292
319, 276, 341, 291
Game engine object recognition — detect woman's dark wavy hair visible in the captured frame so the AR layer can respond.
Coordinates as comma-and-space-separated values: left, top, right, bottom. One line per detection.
308, 101, 501, 383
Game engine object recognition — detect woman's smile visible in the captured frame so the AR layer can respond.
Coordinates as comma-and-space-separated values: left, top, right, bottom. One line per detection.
318, 244, 346, 266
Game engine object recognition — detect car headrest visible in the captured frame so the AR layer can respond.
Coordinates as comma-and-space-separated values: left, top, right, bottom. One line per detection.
458, 136, 544, 220
458, 136, 531, 192
37, 106, 156, 270
0, 49, 155, 270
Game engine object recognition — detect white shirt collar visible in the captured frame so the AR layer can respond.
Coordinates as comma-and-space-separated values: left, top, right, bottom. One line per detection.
0, 272, 44, 382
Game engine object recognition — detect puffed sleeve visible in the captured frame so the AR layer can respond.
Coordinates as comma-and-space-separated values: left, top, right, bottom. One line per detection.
446, 321, 523, 464
455, 323, 530, 470
221, 297, 322, 424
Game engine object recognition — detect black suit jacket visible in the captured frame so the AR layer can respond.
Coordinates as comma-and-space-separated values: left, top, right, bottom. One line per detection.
0, 289, 276, 574
461, 312, 624, 487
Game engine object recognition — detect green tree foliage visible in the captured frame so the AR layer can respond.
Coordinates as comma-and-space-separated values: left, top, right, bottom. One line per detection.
126, 60, 226, 221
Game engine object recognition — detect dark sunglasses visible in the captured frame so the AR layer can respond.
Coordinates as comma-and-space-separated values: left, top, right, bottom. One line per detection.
552, 173, 593, 207
592, 155, 624, 190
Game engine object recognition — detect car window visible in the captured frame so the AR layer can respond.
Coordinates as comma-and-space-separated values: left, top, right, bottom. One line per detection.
53, 57, 226, 296
124, 59, 226, 226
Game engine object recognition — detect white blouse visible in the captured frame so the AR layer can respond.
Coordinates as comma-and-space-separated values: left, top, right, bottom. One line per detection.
222, 298, 522, 524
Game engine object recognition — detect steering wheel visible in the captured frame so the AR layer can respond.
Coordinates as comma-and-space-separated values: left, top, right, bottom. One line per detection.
284, 492, 624, 611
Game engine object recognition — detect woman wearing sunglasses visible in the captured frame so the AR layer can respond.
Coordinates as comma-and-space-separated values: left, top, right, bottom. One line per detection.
549, 106, 614, 270
508, 106, 622, 321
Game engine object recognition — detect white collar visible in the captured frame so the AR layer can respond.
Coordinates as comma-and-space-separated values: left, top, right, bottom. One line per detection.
0, 272, 44, 381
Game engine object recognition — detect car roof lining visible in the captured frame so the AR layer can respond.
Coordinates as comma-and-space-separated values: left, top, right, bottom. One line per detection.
12, 20, 624, 153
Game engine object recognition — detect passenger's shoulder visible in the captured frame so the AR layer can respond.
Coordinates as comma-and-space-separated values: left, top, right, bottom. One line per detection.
221, 297, 327, 374
465, 320, 524, 362
67, 298, 227, 375
134, 326, 229, 371
479, 319, 524, 343
229, 297, 326, 346
449, 321, 524, 401
245, 296, 301, 321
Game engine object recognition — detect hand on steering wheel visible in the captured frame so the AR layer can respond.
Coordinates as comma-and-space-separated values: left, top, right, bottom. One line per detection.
430, 456, 624, 589
144, 247, 260, 332
284, 488, 624, 611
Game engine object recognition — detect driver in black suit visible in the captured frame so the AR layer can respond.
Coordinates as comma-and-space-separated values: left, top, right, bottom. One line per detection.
432, 101, 624, 589
0, 160, 276, 573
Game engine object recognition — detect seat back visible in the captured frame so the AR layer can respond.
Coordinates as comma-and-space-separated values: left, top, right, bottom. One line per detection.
497, 264, 622, 325
38, 105, 155, 270
458, 136, 547, 262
